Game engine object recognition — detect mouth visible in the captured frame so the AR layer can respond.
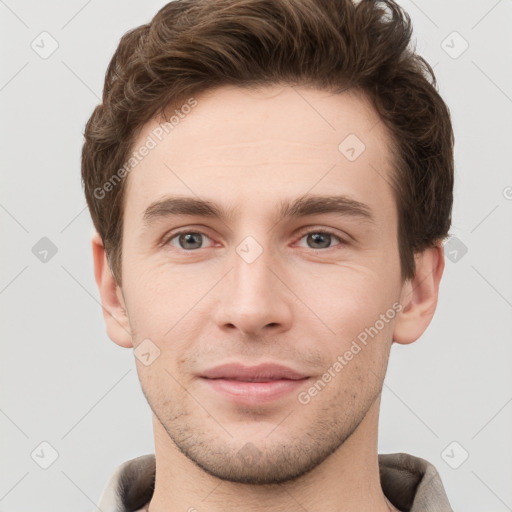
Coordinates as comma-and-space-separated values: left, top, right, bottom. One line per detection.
199, 363, 310, 405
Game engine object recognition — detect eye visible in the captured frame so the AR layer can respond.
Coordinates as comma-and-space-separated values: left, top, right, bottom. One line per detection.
165, 231, 214, 251
295, 229, 346, 250
163, 228, 347, 252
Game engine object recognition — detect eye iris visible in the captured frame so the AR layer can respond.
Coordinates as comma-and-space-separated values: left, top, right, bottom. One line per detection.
179, 233, 202, 250
308, 232, 331, 249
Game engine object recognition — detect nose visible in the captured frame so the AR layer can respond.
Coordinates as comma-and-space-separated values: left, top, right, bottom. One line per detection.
213, 241, 293, 337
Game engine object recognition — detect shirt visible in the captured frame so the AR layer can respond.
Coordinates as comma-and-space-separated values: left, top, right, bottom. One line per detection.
93, 452, 454, 512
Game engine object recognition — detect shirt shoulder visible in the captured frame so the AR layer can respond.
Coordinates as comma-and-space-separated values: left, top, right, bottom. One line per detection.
379, 452, 454, 512
94, 453, 155, 512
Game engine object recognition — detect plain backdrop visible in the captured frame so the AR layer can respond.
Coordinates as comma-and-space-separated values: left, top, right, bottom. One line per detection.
1, 1, 511, 511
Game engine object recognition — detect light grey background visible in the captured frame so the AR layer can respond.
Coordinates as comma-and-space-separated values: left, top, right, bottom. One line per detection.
1, 1, 511, 510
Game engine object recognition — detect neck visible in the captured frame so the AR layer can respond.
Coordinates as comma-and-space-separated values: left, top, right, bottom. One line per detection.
147, 394, 395, 512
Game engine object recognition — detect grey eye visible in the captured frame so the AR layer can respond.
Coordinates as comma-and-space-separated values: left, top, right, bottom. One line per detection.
305, 232, 333, 249
169, 232, 211, 250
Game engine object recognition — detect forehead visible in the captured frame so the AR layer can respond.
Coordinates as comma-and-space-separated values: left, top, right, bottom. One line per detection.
123, 85, 397, 226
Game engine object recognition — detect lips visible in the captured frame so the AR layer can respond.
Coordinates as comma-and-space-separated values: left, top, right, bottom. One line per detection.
200, 362, 308, 381
199, 363, 310, 405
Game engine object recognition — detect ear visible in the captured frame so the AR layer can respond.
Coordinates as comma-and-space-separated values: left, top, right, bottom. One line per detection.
91, 231, 133, 348
393, 244, 445, 345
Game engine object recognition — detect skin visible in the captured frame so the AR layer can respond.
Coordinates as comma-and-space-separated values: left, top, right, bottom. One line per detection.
92, 85, 444, 512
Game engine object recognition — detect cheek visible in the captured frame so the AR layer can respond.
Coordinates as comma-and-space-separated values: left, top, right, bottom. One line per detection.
122, 259, 213, 337
297, 263, 398, 332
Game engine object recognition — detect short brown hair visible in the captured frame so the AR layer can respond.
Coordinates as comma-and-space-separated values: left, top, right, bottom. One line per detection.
82, 0, 454, 285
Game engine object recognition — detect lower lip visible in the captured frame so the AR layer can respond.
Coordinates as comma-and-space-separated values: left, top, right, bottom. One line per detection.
200, 377, 309, 405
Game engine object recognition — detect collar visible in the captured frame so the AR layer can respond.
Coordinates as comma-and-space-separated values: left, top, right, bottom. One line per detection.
94, 452, 453, 512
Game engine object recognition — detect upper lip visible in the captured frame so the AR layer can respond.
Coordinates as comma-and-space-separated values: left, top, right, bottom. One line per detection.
200, 363, 309, 381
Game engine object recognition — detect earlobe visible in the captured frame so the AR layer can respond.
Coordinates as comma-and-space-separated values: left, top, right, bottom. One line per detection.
392, 244, 445, 345
91, 231, 133, 348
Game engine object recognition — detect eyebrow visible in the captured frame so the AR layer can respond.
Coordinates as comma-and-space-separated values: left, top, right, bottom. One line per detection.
142, 193, 375, 227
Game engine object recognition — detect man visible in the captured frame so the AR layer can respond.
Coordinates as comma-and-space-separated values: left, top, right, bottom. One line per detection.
83, 0, 454, 510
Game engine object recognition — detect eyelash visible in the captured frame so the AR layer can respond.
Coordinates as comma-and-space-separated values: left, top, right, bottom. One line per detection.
162, 227, 348, 252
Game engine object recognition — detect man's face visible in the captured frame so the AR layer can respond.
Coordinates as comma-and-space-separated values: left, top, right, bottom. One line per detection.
118, 85, 405, 484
